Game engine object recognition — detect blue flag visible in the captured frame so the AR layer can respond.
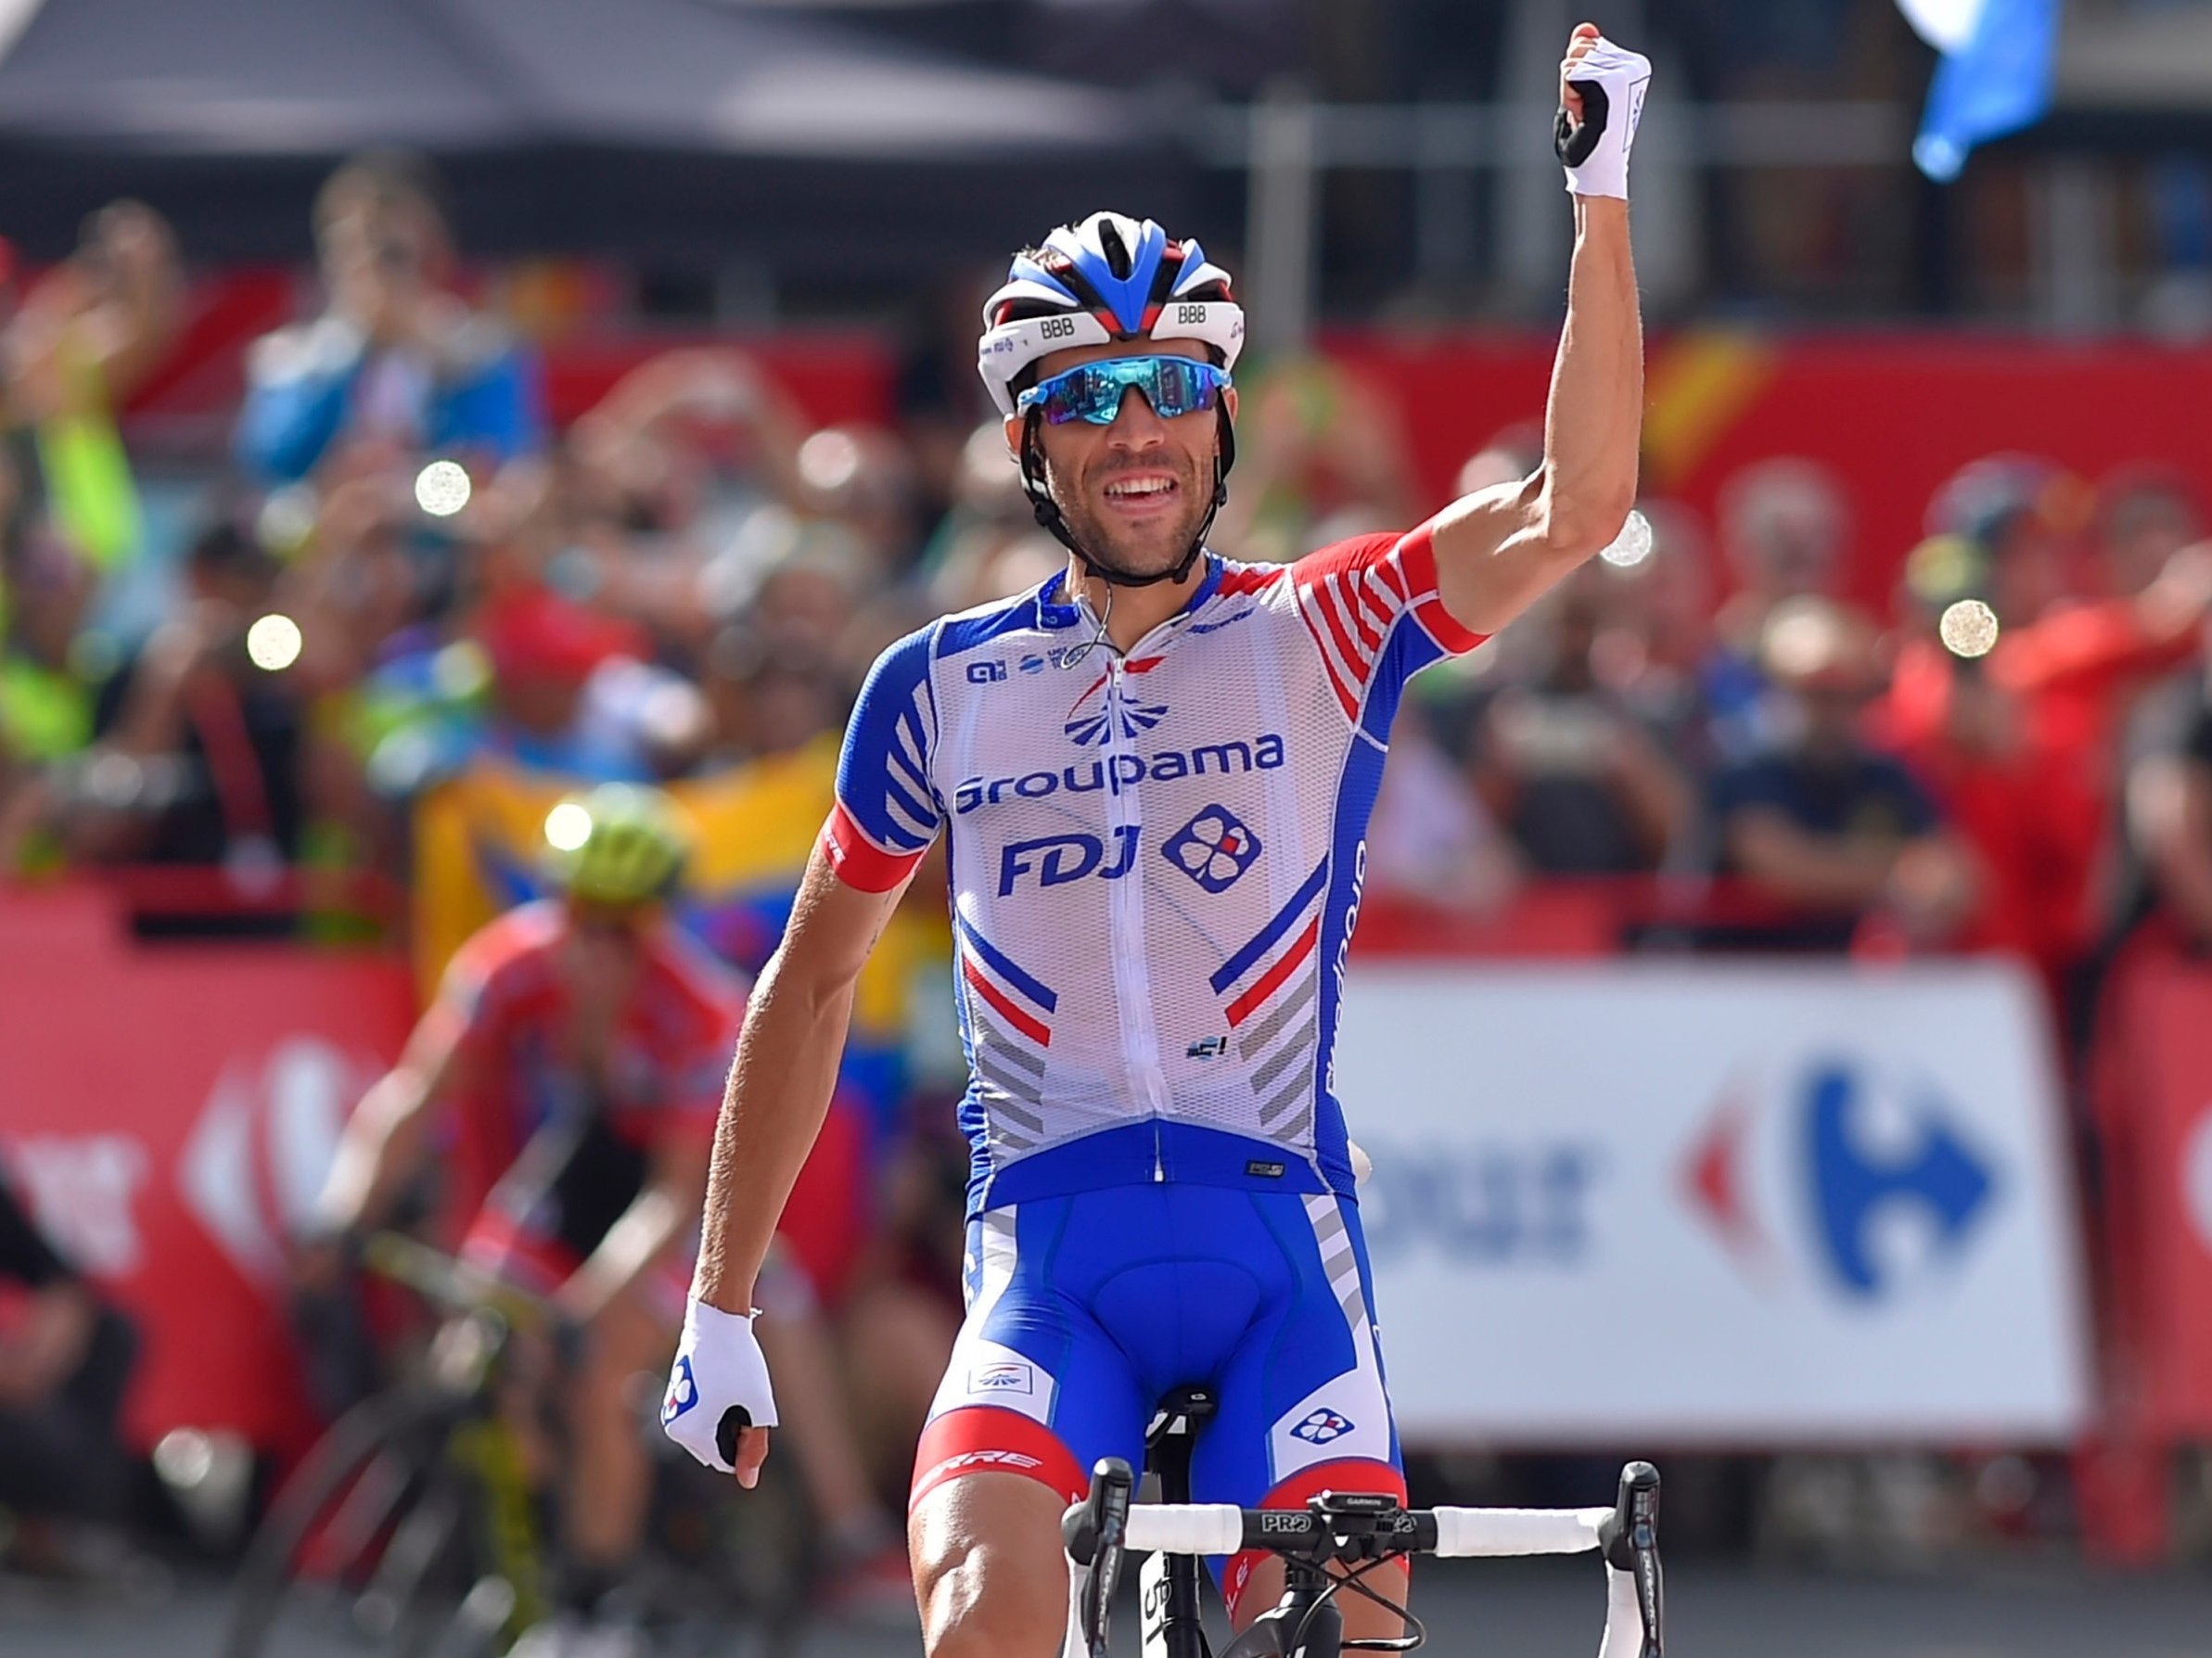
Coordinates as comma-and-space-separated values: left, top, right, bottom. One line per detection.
1911, 0, 2061, 182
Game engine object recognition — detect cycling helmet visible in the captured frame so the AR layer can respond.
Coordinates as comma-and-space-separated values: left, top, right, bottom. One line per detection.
542, 784, 689, 907
978, 211, 1246, 587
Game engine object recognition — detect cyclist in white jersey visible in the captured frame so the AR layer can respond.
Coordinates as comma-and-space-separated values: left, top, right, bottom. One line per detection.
663, 24, 1649, 1652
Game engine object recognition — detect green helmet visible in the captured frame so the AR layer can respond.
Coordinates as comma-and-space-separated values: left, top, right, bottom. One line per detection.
542, 784, 690, 907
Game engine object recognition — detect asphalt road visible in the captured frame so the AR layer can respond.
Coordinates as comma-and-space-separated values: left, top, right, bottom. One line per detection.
5, 1558, 2212, 1658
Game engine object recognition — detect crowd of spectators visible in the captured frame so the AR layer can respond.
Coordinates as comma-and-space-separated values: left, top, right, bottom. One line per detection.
6, 151, 2212, 1571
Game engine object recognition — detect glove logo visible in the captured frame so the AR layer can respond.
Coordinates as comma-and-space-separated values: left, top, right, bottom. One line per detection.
663, 1355, 700, 1424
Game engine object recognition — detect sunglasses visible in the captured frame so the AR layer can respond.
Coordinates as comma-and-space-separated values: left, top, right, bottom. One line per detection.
1017, 356, 1233, 427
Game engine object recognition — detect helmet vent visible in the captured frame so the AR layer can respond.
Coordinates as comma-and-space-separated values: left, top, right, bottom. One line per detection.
1098, 217, 1132, 280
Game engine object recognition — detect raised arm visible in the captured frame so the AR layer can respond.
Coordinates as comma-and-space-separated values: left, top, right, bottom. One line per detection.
1430, 25, 1645, 639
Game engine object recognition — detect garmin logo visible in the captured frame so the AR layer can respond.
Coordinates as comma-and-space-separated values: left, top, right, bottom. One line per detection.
954, 733, 1285, 815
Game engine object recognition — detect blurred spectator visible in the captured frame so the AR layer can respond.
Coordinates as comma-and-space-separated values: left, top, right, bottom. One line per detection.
919, 422, 1055, 612
699, 622, 843, 770
3, 201, 181, 572
1881, 466, 2212, 985
2115, 607, 2212, 957
1588, 498, 1720, 774
472, 583, 706, 782
0, 1163, 138, 1563
1922, 455, 2081, 628
794, 423, 926, 575
58, 519, 305, 875
565, 347, 815, 651
237, 152, 543, 485
0, 522, 98, 773
1454, 421, 1544, 500
1710, 598, 1977, 951
2093, 466, 2202, 601
1366, 696, 1520, 912
1215, 355, 1419, 562
1708, 456, 1849, 761
1468, 569, 1694, 875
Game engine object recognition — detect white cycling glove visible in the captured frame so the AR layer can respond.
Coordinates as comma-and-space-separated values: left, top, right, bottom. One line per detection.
1556, 36, 1652, 200
660, 1298, 778, 1475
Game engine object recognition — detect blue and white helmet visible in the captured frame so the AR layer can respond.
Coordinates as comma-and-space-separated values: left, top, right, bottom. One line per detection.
978, 211, 1246, 419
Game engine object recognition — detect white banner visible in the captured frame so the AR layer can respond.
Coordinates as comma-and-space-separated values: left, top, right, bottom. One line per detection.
1336, 960, 2091, 1444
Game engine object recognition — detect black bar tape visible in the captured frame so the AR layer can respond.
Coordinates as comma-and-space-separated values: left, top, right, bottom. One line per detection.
1554, 79, 1612, 167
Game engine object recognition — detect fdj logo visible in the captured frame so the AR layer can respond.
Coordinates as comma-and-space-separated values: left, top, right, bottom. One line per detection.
998, 826, 1139, 896
662, 1356, 699, 1423
967, 660, 1008, 684
1290, 1409, 1355, 1446
1162, 806, 1261, 894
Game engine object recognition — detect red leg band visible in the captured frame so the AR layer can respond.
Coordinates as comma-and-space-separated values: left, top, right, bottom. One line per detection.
910, 1406, 1089, 1513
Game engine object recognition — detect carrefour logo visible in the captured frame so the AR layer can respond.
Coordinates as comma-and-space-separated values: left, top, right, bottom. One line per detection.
1686, 1058, 1998, 1301
1162, 805, 1261, 893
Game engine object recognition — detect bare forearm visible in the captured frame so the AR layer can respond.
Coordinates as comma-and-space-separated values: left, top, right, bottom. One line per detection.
317, 1071, 437, 1233
1729, 817, 1894, 909
568, 1186, 686, 1316
693, 957, 856, 1313
1540, 199, 1642, 551
1429, 198, 1643, 635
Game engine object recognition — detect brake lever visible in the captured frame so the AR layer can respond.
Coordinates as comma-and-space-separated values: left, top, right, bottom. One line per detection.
1597, 1461, 1663, 1658
1063, 1458, 1134, 1658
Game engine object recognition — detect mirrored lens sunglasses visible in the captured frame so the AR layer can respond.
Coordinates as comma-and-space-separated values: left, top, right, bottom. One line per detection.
1016, 356, 1233, 427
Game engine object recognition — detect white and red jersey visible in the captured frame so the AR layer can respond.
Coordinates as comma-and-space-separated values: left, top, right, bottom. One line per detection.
821, 529, 1484, 1213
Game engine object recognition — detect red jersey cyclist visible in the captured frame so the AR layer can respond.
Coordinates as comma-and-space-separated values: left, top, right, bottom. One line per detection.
310, 784, 907, 1652
665, 26, 1648, 1654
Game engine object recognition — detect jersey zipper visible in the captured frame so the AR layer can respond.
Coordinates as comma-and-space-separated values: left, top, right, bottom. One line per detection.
1093, 638, 1172, 1179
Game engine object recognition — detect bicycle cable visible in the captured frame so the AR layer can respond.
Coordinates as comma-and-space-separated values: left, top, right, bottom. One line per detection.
1286, 1553, 1426, 1655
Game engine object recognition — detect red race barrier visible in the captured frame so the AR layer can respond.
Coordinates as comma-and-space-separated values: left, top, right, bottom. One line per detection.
2102, 953, 2212, 1438
0, 884, 416, 1455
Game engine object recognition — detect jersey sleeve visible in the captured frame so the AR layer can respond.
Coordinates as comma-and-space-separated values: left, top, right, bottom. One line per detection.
820, 624, 943, 892
1288, 523, 1489, 725
419, 912, 530, 1063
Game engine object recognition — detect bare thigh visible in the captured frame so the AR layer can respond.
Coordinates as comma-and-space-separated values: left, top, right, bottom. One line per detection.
908, 1472, 1071, 1658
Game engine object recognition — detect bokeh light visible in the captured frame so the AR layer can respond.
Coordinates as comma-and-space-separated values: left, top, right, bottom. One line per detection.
543, 800, 594, 852
1599, 509, 1654, 568
415, 459, 473, 517
1938, 598, 2000, 660
245, 613, 303, 671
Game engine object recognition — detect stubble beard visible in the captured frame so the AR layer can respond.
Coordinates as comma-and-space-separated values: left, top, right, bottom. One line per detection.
1048, 454, 1211, 582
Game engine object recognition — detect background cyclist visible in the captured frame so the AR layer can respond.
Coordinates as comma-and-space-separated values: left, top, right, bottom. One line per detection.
304, 783, 907, 1652
663, 24, 1645, 1654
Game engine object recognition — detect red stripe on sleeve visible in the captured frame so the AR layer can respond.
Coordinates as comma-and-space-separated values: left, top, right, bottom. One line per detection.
1294, 599, 1362, 721
1393, 523, 1487, 655
1306, 580, 1371, 684
819, 803, 927, 894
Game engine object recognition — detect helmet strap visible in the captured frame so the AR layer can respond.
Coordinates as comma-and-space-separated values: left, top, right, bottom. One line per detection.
1018, 407, 1235, 592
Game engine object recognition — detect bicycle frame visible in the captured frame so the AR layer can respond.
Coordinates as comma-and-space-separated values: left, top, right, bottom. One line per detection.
1066, 1460, 1664, 1658
1139, 1387, 1217, 1658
